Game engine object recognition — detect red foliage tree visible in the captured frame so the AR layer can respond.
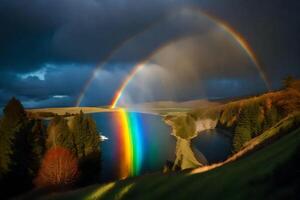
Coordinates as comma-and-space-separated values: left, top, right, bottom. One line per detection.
34, 147, 79, 187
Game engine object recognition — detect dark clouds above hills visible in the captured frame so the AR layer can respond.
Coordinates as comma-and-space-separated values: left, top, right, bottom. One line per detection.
0, 0, 299, 108
0, 0, 177, 71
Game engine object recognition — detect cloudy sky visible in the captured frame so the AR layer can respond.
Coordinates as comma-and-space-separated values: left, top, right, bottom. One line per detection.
0, 0, 299, 108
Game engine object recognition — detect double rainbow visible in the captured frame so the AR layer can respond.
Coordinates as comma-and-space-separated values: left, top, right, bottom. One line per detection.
76, 7, 271, 108
113, 109, 144, 178
75, 7, 273, 179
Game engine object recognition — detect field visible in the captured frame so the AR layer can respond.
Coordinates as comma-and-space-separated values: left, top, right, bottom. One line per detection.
27, 106, 191, 118
27, 107, 113, 115
26, 99, 219, 117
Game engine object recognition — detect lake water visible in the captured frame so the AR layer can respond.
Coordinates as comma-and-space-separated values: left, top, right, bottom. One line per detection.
192, 129, 232, 164
92, 113, 233, 181
92, 112, 176, 181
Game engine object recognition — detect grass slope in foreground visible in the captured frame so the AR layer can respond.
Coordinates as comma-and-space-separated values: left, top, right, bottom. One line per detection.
44, 127, 300, 200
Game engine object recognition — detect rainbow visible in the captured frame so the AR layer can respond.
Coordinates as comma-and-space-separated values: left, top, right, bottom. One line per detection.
205, 14, 271, 91
73, 6, 273, 180
109, 10, 271, 108
111, 64, 144, 108
76, 7, 271, 107
75, 19, 164, 107
113, 109, 144, 178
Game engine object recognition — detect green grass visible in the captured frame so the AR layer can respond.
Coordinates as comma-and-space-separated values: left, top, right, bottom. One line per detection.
43, 125, 300, 200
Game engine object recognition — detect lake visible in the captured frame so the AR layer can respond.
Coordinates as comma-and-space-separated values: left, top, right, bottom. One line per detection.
92, 112, 176, 181
192, 129, 232, 164
92, 112, 233, 181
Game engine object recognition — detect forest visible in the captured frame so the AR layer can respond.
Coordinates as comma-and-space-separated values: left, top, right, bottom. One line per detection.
0, 98, 101, 198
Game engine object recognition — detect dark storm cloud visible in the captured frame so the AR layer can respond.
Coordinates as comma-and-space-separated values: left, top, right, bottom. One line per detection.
1, 0, 299, 74
0, 0, 299, 108
194, 0, 300, 82
0, 64, 93, 107
0, 0, 184, 72
0, 0, 190, 107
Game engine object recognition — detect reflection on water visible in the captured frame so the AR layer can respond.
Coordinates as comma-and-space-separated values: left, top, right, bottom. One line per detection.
91, 112, 232, 181
192, 129, 232, 164
92, 112, 176, 181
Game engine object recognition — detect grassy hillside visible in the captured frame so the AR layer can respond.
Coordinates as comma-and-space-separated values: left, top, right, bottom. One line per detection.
41, 120, 300, 200
162, 84, 300, 171
165, 84, 300, 141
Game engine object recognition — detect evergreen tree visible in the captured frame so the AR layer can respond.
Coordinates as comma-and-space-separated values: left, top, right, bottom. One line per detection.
0, 97, 37, 197
69, 111, 85, 157
0, 97, 27, 176
233, 101, 263, 152
0, 120, 13, 177
233, 108, 252, 152
69, 112, 100, 158
69, 112, 101, 185
263, 106, 279, 130
28, 120, 46, 174
46, 116, 75, 152
249, 101, 262, 137
82, 115, 101, 185
83, 115, 101, 155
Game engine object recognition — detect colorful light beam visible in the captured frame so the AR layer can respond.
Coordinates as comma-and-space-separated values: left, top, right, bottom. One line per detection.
76, 8, 271, 107
75, 19, 164, 107
113, 109, 144, 178
111, 64, 144, 109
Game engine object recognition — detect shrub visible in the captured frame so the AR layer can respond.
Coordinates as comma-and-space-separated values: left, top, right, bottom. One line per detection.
34, 147, 79, 187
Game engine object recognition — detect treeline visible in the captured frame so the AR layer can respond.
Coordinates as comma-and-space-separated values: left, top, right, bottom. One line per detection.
231, 98, 280, 151
186, 78, 300, 152
219, 79, 300, 152
0, 98, 101, 198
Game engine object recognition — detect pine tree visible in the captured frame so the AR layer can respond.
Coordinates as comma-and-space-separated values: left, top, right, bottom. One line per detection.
0, 97, 27, 177
0, 120, 13, 177
69, 112, 100, 158
69, 112, 101, 185
46, 116, 75, 152
69, 111, 85, 158
83, 115, 101, 155
79, 115, 101, 185
0, 98, 37, 197
233, 109, 252, 152
249, 101, 262, 137
28, 120, 46, 174
233, 101, 263, 152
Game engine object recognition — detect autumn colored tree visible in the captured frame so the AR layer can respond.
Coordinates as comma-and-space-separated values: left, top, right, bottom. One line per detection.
34, 147, 79, 187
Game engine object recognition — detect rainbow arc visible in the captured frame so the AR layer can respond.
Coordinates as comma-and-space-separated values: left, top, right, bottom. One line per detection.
75, 7, 272, 179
